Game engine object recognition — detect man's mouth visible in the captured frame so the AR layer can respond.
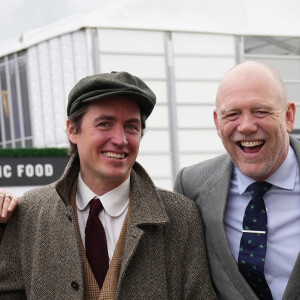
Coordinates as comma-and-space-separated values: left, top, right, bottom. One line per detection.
103, 152, 127, 159
239, 140, 264, 153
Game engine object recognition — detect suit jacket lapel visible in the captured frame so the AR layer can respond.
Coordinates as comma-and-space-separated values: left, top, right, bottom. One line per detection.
202, 155, 258, 299
201, 160, 232, 256
201, 158, 239, 282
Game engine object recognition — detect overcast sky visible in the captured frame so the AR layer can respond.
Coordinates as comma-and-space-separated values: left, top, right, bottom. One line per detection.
0, 0, 117, 43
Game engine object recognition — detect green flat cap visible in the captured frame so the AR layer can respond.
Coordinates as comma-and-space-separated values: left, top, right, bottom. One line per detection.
67, 71, 156, 117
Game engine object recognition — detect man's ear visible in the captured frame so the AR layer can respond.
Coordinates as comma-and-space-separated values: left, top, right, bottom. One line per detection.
213, 110, 221, 137
66, 119, 77, 144
286, 102, 296, 133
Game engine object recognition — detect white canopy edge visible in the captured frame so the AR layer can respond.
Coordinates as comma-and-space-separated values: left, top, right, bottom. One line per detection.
1, 0, 300, 57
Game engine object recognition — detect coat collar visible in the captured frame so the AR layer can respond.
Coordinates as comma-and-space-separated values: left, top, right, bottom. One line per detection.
55, 154, 169, 227
55, 154, 80, 205
128, 161, 169, 227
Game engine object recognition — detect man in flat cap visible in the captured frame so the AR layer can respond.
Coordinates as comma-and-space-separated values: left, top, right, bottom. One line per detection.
0, 72, 216, 299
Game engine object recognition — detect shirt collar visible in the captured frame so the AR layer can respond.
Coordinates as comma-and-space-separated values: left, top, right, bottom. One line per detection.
76, 172, 130, 217
236, 145, 297, 194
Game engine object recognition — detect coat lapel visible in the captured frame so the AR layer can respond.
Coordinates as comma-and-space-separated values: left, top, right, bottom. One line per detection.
116, 162, 169, 296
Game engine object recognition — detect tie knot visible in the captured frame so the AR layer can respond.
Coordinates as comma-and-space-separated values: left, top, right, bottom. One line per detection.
248, 181, 272, 200
89, 198, 103, 216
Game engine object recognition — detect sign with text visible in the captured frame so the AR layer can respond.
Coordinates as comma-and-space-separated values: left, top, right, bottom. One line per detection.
0, 156, 69, 186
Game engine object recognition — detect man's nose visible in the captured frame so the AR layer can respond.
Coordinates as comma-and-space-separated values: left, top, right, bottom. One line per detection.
237, 114, 258, 133
111, 127, 128, 145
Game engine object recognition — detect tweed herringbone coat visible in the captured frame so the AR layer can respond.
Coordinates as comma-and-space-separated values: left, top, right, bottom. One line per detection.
0, 155, 216, 300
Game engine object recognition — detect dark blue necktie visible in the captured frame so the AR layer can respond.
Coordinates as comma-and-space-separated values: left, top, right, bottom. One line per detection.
238, 181, 273, 300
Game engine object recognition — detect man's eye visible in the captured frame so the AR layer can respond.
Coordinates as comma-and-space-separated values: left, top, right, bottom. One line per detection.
98, 122, 110, 127
254, 111, 268, 117
225, 113, 239, 120
127, 124, 139, 131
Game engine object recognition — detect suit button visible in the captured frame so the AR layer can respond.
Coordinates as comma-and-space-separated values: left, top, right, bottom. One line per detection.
71, 281, 79, 290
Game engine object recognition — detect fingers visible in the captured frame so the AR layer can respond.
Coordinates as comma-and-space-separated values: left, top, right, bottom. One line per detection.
0, 192, 13, 218
0, 189, 19, 223
0, 189, 5, 218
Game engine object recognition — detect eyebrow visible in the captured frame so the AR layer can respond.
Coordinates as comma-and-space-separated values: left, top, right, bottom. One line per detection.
126, 118, 141, 125
94, 115, 115, 124
94, 115, 141, 125
220, 104, 273, 114
220, 108, 237, 115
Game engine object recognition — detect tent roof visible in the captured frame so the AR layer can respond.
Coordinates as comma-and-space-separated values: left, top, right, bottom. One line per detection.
1, 0, 300, 57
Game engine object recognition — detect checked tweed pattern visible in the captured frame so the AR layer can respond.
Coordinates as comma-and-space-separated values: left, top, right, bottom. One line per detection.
238, 182, 273, 300
85, 198, 109, 289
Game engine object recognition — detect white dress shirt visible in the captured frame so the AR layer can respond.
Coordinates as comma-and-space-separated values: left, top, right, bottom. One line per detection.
76, 172, 129, 262
225, 146, 300, 300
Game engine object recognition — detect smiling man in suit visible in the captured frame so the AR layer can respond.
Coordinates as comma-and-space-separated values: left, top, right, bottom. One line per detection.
175, 61, 300, 300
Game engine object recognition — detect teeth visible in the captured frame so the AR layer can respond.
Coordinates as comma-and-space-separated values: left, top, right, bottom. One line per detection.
240, 141, 264, 147
103, 152, 125, 159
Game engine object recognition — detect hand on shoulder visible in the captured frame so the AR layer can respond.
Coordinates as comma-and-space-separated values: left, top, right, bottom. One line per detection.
0, 189, 19, 225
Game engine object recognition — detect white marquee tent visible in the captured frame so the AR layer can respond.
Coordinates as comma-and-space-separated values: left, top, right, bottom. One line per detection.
1, 0, 300, 57
2, 0, 300, 194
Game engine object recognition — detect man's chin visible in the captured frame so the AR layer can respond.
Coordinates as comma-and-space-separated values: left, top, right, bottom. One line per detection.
102, 170, 129, 182
235, 163, 269, 181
